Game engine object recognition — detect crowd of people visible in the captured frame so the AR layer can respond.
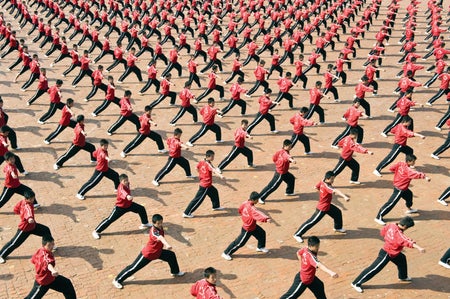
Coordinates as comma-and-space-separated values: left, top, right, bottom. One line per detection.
0, 0, 449, 297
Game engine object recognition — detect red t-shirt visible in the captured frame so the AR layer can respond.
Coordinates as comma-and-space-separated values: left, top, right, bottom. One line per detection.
59, 105, 72, 126
258, 95, 272, 114
197, 160, 213, 188
141, 226, 164, 260
3, 163, 20, 188
391, 124, 415, 146
343, 105, 363, 127
315, 180, 334, 211
390, 161, 426, 191
200, 105, 217, 125
239, 200, 269, 231
167, 136, 182, 158
31, 247, 56, 286
93, 148, 109, 172
272, 149, 291, 174
338, 135, 368, 161
179, 88, 194, 107
119, 97, 133, 117
290, 113, 315, 135
207, 72, 217, 89
115, 182, 132, 208
234, 127, 247, 148
297, 247, 319, 285
138, 113, 151, 135
14, 199, 36, 232
381, 223, 415, 258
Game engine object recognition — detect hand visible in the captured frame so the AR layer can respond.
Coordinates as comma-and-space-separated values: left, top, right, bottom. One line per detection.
344, 196, 350, 202
330, 272, 338, 278
421, 136, 425, 139
266, 218, 272, 223
51, 271, 59, 277
425, 176, 431, 182
291, 160, 296, 164
28, 218, 35, 224
166, 245, 172, 250
418, 247, 425, 253
368, 151, 374, 155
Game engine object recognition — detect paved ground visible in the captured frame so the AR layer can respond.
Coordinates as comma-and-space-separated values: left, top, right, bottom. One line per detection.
0, 1, 449, 298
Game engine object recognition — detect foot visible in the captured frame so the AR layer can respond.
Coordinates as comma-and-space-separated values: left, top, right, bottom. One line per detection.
405, 208, 418, 214
373, 170, 382, 177
334, 228, 347, 233
270, 130, 279, 134
37, 120, 45, 124
0, 256, 4, 264
158, 149, 168, 153
112, 279, 123, 289
304, 152, 313, 155
33, 203, 41, 209
120, 151, 126, 158
72, 85, 77, 88
258, 198, 265, 205
437, 199, 448, 206
256, 247, 269, 253
171, 271, 185, 277
435, 126, 442, 131
285, 193, 296, 196
212, 206, 225, 211
53, 164, 60, 170
431, 154, 440, 160
331, 145, 339, 149
83, 98, 88, 102
139, 223, 152, 229
152, 180, 160, 187
351, 283, 363, 293
44, 140, 50, 145
92, 231, 100, 239
76, 193, 85, 200
425, 102, 432, 107
21, 171, 29, 176
380, 132, 388, 138
215, 140, 224, 143
186, 141, 194, 147
387, 109, 395, 113
293, 235, 303, 243
399, 277, 412, 282
186, 175, 197, 179
221, 252, 232, 261
107, 132, 112, 136
182, 213, 194, 218
438, 261, 450, 269
374, 217, 386, 226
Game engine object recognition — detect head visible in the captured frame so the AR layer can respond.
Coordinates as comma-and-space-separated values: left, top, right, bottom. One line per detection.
205, 150, 215, 161
76, 114, 85, 124
315, 81, 322, 88
327, 63, 333, 70
184, 81, 191, 89
259, 60, 266, 66
4, 152, 15, 164
240, 119, 249, 130
307, 236, 320, 254
282, 139, 293, 151
361, 75, 369, 84
130, 47, 136, 54
144, 105, 152, 116
406, 70, 413, 78
401, 115, 412, 127
119, 173, 129, 186
152, 213, 164, 228
174, 128, 182, 138
323, 171, 335, 184
405, 154, 417, 167
124, 90, 132, 98
207, 97, 215, 107
66, 98, 74, 108
56, 79, 63, 87
212, 65, 218, 73
42, 235, 55, 251
237, 76, 244, 84
353, 98, 360, 107
24, 190, 36, 203
299, 106, 309, 116
249, 191, 260, 204
98, 65, 104, 71
349, 127, 359, 140
99, 139, 109, 150
286, 71, 292, 79
0, 125, 11, 136
108, 75, 114, 83
264, 88, 272, 96
398, 216, 414, 231
203, 267, 218, 285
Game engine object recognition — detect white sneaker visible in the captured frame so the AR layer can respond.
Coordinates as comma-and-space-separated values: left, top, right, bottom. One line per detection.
182, 213, 194, 218
91, 112, 97, 117
387, 109, 395, 113
285, 193, 296, 196
435, 126, 442, 131
169, 123, 176, 126
107, 132, 112, 136
186, 141, 194, 147
37, 120, 45, 124
405, 208, 418, 214
438, 261, 450, 269
158, 149, 168, 153
215, 140, 224, 143
186, 175, 197, 179
331, 145, 339, 149
431, 154, 440, 160
256, 247, 269, 253
349, 180, 361, 185
373, 170, 382, 177
258, 198, 265, 204
21, 171, 29, 176
83, 98, 88, 102
76, 194, 85, 200
53, 164, 60, 170
380, 132, 388, 138
437, 199, 448, 206
0, 256, 4, 264
271, 130, 279, 134
171, 271, 185, 277
212, 206, 225, 211
33, 203, 41, 209
139, 223, 152, 229
374, 217, 386, 226
222, 252, 232, 261
92, 231, 100, 239
334, 228, 347, 233
120, 151, 126, 158
399, 277, 412, 282
112, 279, 123, 289
44, 140, 50, 145
293, 235, 304, 243
425, 102, 432, 107
304, 152, 313, 155
351, 283, 363, 293
152, 180, 159, 186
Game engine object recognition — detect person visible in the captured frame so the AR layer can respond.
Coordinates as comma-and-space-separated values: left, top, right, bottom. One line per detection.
191, 267, 222, 298
281, 236, 338, 299
246, 60, 269, 96
148, 73, 176, 108
71, 50, 92, 87
0, 152, 38, 209
120, 106, 166, 157
84, 65, 107, 101
92, 76, 120, 116
107, 90, 140, 135
170, 81, 197, 125
272, 72, 295, 109
351, 216, 426, 293
195, 65, 224, 103
76, 139, 120, 200
27, 67, 48, 105
374, 155, 431, 225
354, 75, 374, 118
258, 139, 296, 204
140, 60, 160, 94
37, 80, 64, 124
373, 116, 425, 177
112, 214, 185, 289
222, 191, 271, 260
289, 107, 317, 154
106, 42, 126, 72
92, 174, 152, 239
152, 128, 194, 186
186, 98, 223, 147
439, 248, 450, 269
117, 47, 142, 83
218, 120, 254, 172
332, 128, 374, 184
382, 90, 416, 137
221, 77, 247, 116
24, 235, 77, 299
332, 99, 367, 147
0, 190, 52, 263
305, 81, 329, 124
293, 171, 350, 243
183, 150, 224, 218
54, 115, 96, 170
246, 88, 279, 134
0, 126, 25, 177
44, 98, 76, 144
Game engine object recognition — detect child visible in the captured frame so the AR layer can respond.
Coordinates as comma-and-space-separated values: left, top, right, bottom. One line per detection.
431, 119, 450, 160
148, 73, 176, 108
246, 88, 279, 134
351, 216, 425, 293
92, 76, 120, 117
0, 190, 52, 263
191, 267, 222, 298
195, 65, 224, 103
117, 47, 142, 83
221, 77, 247, 116
374, 155, 431, 225
76, 139, 120, 200
289, 107, 317, 154
305, 81, 329, 124
37, 80, 64, 124
92, 174, 151, 239
170, 81, 197, 125
183, 150, 224, 218
186, 98, 222, 147
332, 99, 367, 147
107, 90, 140, 135
44, 98, 76, 144
293, 171, 350, 243
112, 214, 184, 289
222, 191, 271, 261
281, 236, 338, 299
27, 68, 48, 105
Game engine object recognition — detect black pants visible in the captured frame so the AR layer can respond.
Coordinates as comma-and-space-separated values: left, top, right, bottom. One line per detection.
200, 59, 222, 73
45, 120, 77, 142
267, 65, 283, 79
154, 156, 192, 182
184, 185, 220, 215
242, 54, 260, 67
21, 72, 40, 90
78, 168, 120, 196
433, 131, 450, 156
293, 74, 308, 89
161, 62, 182, 77
218, 146, 253, 170
153, 53, 168, 65
187, 72, 201, 88
140, 78, 160, 93
39, 102, 65, 123
95, 203, 149, 233
274, 92, 293, 108
335, 71, 347, 84
149, 92, 177, 108
376, 188, 413, 219
94, 49, 114, 63
376, 144, 413, 172
123, 132, 164, 153
106, 58, 127, 72
118, 66, 142, 82
332, 157, 360, 181
436, 105, 450, 128
224, 70, 245, 84
246, 112, 276, 134
136, 46, 154, 58
257, 43, 274, 55
438, 187, 450, 202
108, 114, 140, 134
115, 251, 180, 283
28, 88, 48, 105
440, 248, 450, 264
189, 123, 221, 144
0, 184, 36, 209
224, 226, 266, 255
222, 47, 240, 59
193, 49, 207, 62
324, 86, 339, 101
305, 104, 324, 123
72, 69, 93, 86
291, 133, 310, 153
86, 83, 108, 100
281, 273, 326, 299
0, 224, 51, 258
196, 86, 225, 102
221, 99, 246, 116
259, 172, 295, 202
55, 142, 96, 167
93, 98, 121, 116
294, 206, 343, 237
352, 249, 408, 287
332, 125, 363, 146
303, 63, 321, 75
247, 80, 269, 96
62, 62, 81, 76
25, 276, 76, 299
428, 88, 449, 105
170, 105, 198, 124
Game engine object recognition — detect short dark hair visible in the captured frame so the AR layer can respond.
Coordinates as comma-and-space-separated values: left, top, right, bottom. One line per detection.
249, 191, 260, 200
144, 105, 152, 112
100, 139, 109, 146
77, 115, 84, 122
24, 190, 35, 199
206, 150, 215, 157
324, 171, 335, 180
174, 128, 182, 135
283, 139, 293, 147
349, 128, 359, 136
207, 98, 215, 104
124, 90, 132, 97
4, 152, 15, 160
56, 79, 63, 85
0, 125, 11, 133
152, 214, 163, 223
119, 174, 128, 181
405, 154, 417, 162
353, 98, 360, 104
315, 81, 322, 86
237, 77, 244, 83
42, 235, 54, 246
241, 119, 248, 125
308, 236, 320, 247
401, 115, 412, 123
203, 267, 217, 278
67, 98, 74, 105
264, 88, 272, 94
399, 216, 414, 228
300, 107, 309, 113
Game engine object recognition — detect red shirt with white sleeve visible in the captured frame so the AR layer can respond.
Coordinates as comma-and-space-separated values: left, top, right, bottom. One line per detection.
343, 105, 363, 127
138, 113, 151, 135
3, 163, 20, 188
390, 161, 426, 191
381, 223, 415, 258
297, 247, 319, 284
31, 247, 56, 286
315, 180, 334, 211
273, 149, 291, 174
14, 199, 36, 232
191, 279, 222, 299
141, 225, 164, 260
167, 136, 182, 158
200, 105, 217, 125
239, 200, 270, 231
234, 127, 247, 148
338, 135, 368, 161
115, 182, 132, 208
278, 77, 293, 93
93, 148, 109, 172
290, 113, 315, 135
119, 97, 133, 117
197, 160, 213, 188
391, 124, 415, 146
